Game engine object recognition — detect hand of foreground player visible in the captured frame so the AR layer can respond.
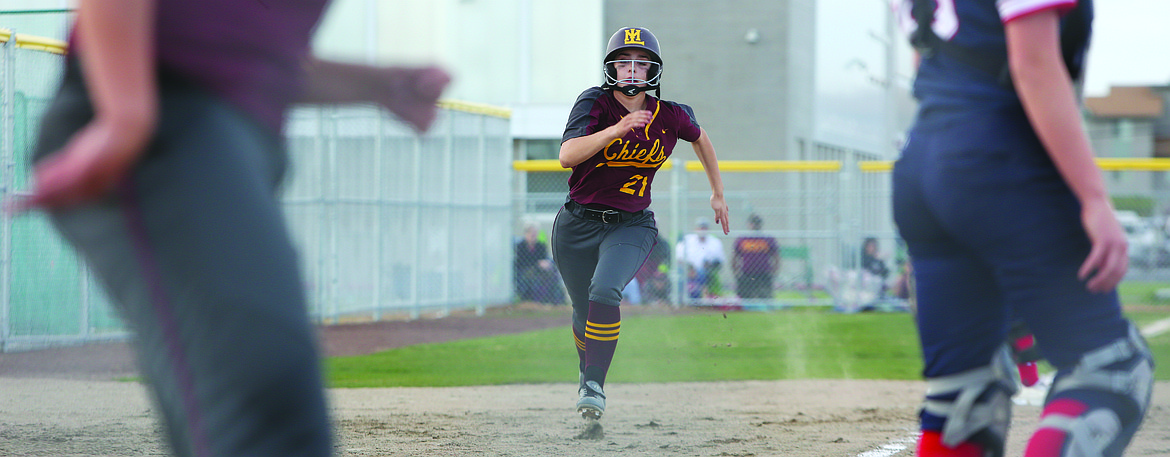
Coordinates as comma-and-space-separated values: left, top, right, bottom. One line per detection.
711, 194, 729, 235
1078, 199, 1128, 292
20, 115, 154, 211
374, 65, 451, 134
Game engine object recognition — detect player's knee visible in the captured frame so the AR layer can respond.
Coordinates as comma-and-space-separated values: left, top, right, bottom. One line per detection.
588, 287, 623, 307
1026, 324, 1154, 457
571, 304, 590, 332
922, 346, 1018, 457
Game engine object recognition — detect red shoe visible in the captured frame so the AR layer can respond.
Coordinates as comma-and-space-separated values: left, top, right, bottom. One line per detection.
917, 430, 984, 457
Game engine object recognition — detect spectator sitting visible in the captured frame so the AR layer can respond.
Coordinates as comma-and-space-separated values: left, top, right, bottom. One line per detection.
677, 217, 726, 301
861, 237, 891, 296
515, 224, 564, 304
861, 238, 889, 278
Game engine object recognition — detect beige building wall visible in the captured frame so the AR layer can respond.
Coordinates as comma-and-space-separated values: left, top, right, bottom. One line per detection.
601, 0, 816, 161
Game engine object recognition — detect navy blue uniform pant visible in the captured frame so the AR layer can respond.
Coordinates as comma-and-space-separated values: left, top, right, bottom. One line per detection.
893, 108, 1131, 379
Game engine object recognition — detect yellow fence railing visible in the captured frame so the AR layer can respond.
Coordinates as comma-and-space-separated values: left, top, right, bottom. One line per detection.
0, 28, 66, 55
515, 158, 1170, 173
437, 99, 511, 119
514, 159, 676, 171
685, 160, 842, 172
1095, 158, 1170, 171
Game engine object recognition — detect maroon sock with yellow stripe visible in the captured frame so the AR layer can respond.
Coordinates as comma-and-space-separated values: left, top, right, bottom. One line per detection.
583, 301, 620, 387
573, 326, 587, 375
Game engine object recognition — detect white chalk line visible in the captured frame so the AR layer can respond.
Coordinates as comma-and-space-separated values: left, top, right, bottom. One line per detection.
856, 434, 917, 457
855, 317, 1170, 456
1140, 316, 1170, 338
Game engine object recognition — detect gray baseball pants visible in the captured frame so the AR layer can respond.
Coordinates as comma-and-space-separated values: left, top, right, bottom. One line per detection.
33, 63, 332, 457
550, 201, 658, 332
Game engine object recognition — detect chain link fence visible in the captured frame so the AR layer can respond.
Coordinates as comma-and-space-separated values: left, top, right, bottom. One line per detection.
284, 104, 513, 323
511, 149, 901, 311
0, 22, 515, 351
0, 23, 119, 352
512, 154, 1170, 312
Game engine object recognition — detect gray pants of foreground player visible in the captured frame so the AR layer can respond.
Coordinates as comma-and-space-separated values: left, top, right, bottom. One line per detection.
551, 205, 658, 330
33, 64, 332, 457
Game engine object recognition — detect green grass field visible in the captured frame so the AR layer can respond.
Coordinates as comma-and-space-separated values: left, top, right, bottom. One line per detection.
1118, 280, 1170, 306
325, 300, 1170, 388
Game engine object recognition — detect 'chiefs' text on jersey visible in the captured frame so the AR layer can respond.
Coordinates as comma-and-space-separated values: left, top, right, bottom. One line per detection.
562, 87, 701, 212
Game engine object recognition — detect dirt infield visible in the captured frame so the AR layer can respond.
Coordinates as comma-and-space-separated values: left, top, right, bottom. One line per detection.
0, 304, 1167, 456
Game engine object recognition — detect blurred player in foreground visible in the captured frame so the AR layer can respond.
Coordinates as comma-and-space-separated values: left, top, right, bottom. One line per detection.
553, 26, 729, 421
890, 0, 1153, 455
22, 0, 449, 455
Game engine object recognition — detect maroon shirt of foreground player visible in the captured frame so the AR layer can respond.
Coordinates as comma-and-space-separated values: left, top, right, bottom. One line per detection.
562, 87, 701, 213
69, 0, 329, 133
158, 0, 329, 132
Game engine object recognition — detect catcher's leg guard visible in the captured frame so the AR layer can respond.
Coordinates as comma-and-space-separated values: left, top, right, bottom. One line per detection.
922, 346, 1019, 456
1025, 324, 1154, 457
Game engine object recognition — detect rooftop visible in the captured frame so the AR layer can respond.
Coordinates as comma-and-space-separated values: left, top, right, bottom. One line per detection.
1084, 86, 1164, 118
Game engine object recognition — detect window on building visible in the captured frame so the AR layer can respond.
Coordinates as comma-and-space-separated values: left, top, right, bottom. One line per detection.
523, 139, 559, 160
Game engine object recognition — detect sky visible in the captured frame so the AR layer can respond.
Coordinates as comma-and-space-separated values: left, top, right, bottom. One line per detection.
1082, 0, 1170, 96
815, 0, 1170, 155
816, 0, 1170, 96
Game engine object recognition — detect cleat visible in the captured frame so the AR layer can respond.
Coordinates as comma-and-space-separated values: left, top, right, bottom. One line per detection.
578, 406, 602, 420
576, 380, 606, 419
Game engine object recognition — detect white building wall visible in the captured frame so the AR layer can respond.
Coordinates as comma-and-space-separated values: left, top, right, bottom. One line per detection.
0, 0, 71, 10
315, 0, 603, 141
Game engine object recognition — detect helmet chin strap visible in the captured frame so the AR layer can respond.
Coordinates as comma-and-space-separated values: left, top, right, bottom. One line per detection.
613, 85, 656, 97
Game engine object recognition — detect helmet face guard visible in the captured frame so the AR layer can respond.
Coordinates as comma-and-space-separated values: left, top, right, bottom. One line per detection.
602, 27, 662, 93
603, 59, 662, 88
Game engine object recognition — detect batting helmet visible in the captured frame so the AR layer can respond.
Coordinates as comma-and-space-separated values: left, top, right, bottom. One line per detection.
602, 26, 662, 96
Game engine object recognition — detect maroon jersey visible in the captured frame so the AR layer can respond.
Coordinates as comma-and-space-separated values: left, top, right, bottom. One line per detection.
734, 236, 779, 275
561, 87, 701, 212
70, 0, 331, 133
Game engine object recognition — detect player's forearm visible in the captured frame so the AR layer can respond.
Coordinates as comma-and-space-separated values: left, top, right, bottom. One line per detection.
1007, 11, 1109, 206
298, 58, 402, 104
692, 130, 725, 197
76, 0, 158, 133
299, 58, 370, 103
559, 128, 621, 168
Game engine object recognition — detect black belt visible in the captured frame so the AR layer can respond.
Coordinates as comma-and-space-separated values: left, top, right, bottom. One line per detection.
564, 200, 642, 224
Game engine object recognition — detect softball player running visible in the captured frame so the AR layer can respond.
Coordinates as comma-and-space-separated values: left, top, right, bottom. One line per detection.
891, 0, 1153, 455
553, 26, 729, 420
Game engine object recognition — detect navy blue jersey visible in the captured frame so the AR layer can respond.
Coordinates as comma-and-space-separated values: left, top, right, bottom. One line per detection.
892, 0, 1087, 124
562, 87, 701, 212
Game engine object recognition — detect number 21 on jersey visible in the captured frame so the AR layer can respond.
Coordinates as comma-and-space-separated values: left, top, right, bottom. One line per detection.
621, 174, 649, 197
